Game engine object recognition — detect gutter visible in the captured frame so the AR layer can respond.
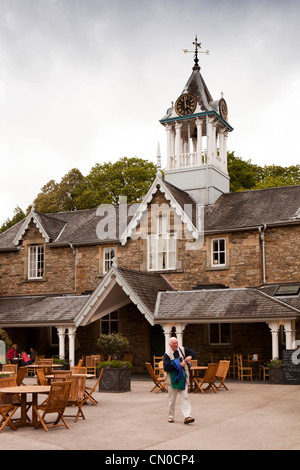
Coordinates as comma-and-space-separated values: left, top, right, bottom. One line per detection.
69, 243, 77, 293
259, 225, 267, 285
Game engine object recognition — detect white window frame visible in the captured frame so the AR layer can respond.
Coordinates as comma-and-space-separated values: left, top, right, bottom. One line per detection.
209, 323, 231, 345
103, 247, 116, 273
211, 238, 226, 267
28, 245, 44, 279
147, 215, 176, 271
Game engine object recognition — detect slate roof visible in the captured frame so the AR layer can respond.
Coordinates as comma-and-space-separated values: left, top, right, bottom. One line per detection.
204, 185, 300, 232
257, 283, 300, 312
116, 267, 174, 314
0, 295, 90, 326
0, 184, 299, 250
154, 288, 300, 321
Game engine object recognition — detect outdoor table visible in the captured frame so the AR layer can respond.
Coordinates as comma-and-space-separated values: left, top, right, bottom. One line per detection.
45, 373, 95, 383
0, 385, 50, 428
189, 366, 207, 392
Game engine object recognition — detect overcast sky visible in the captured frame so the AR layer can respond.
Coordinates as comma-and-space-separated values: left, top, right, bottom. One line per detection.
0, 0, 300, 224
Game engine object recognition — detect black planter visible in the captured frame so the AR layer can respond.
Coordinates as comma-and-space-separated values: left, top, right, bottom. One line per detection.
269, 367, 286, 384
99, 367, 131, 393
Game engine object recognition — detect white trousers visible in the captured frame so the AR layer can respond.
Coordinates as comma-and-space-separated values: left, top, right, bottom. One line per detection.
168, 383, 192, 419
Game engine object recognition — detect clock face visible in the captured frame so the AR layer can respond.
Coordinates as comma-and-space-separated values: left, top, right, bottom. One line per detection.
219, 98, 228, 120
175, 94, 197, 116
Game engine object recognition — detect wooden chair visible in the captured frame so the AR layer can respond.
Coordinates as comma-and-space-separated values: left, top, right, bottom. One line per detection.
52, 370, 72, 382
64, 375, 86, 422
0, 377, 30, 421
76, 358, 84, 368
158, 360, 164, 378
39, 359, 53, 376
16, 366, 28, 386
2, 364, 18, 375
193, 363, 219, 394
0, 403, 19, 432
0, 381, 19, 432
71, 366, 87, 375
36, 368, 49, 386
82, 368, 104, 406
213, 360, 230, 391
262, 366, 269, 380
85, 356, 96, 375
33, 381, 72, 432
237, 354, 252, 381
190, 360, 198, 367
229, 354, 238, 378
153, 356, 164, 377
145, 362, 168, 393
27, 354, 45, 376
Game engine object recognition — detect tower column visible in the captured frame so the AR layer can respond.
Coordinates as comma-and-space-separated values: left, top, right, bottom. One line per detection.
175, 122, 182, 169
206, 116, 214, 164
165, 124, 172, 170
195, 118, 202, 165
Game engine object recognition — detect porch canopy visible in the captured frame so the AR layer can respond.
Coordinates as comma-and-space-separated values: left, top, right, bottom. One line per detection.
154, 288, 300, 358
0, 294, 90, 366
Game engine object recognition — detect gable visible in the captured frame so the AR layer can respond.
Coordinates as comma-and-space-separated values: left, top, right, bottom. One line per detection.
120, 174, 201, 246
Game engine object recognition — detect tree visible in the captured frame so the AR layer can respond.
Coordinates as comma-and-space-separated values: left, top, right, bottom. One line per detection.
227, 151, 263, 192
0, 206, 25, 234
74, 157, 157, 208
32, 168, 84, 213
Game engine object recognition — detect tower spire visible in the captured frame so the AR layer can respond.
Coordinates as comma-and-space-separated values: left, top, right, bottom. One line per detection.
183, 35, 210, 71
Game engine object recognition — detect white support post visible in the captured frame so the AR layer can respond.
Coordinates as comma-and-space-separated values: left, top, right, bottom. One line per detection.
165, 124, 172, 170
174, 323, 187, 349
175, 122, 182, 169
267, 321, 279, 359
195, 118, 202, 165
57, 327, 66, 360
283, 320, 296, 350
68, 326, 77, 367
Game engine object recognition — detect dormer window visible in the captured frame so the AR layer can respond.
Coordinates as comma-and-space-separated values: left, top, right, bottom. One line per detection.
28, 245, 44, 279
148, 214, 176, 271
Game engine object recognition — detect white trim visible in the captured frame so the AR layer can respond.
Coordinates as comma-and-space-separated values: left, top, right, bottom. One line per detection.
119, 175, 199, 245
75, 266, 155, 327
13, 211, 50, 245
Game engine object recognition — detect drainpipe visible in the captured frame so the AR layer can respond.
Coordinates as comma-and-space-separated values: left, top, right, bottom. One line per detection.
259, 224, 267, 285
69, 243, 77, 293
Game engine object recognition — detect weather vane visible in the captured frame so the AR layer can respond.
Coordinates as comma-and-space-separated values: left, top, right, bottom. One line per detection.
183, 35, 210, 69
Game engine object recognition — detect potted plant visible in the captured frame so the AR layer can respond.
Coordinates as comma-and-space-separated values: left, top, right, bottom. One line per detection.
52, 355, 71, 370
267, 357, 285, 384
96, 333, 132, 392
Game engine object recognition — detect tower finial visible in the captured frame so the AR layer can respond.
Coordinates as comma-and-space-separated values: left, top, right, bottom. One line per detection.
183, 35, 210, 70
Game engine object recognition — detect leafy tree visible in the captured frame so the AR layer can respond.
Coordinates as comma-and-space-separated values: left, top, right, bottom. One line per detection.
74, 157, 157, 208
32, 168, 84, 213
227, 151, 263, 192
0, 206, 25, 234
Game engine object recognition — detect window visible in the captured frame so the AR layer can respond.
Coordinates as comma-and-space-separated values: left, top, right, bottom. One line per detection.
100, 312, 119, 334
209, 323, 231, 345
103, 247, 116, 273
28, 245, 44, 279
148, 215, 176, 271
211, 238, 226, 267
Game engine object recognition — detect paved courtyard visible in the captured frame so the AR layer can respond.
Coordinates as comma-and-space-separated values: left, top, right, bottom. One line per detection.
0, 376, 300, 451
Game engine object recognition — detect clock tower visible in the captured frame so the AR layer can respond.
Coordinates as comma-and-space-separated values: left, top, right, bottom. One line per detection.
160, 36, 233, 205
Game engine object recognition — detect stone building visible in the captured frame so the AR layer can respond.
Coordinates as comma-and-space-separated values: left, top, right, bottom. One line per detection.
0, 39, 299, 371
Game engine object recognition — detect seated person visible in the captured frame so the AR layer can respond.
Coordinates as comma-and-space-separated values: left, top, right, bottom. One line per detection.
21, 351, 33, 366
